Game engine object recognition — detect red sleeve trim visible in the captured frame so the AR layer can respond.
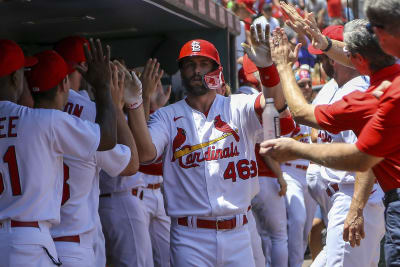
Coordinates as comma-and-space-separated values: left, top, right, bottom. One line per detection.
254, 93, 263, 118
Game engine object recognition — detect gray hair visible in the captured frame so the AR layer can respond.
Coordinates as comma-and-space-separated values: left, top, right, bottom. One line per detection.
364, 0, 400, 35
344, 19, 396, 72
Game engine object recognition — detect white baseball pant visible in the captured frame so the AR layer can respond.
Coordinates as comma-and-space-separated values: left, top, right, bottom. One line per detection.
170, 215, 255, 267
252, 177, 288, 267
312, 184, 385, 267
142, 187, 171, 267
247, 208, 266, 267
284, 167, 317, 267
99, 189, 154, 267
0, 220, 60, 267
54, 230, 95, 267
93, 214, 106, 267
306, 163, 331, 226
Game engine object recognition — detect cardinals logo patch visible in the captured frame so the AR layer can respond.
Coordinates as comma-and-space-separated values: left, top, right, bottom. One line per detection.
214, 115, 240, 142
191, 41, 201, 52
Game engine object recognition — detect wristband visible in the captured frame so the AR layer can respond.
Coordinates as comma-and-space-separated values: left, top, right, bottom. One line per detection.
125, 97, 143, 110
257, 64, 280, 87
277, 104, 288, 114
321, 36, 332, 52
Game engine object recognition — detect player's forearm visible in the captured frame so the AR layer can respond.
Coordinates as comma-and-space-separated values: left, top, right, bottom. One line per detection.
142, 93, 151, 121
262, 83, 286, 111
293, 142, 371, 171
127, 105, 157, 163
116, 108, 139, 176
276, 65, 320, 128
350, 170, 376, 212
262, 154, 283, 179
94, 86, 117, 151
325, 40, 354, 68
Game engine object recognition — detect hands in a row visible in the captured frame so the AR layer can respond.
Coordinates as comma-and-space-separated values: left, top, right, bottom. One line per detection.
73, 38, 169, 111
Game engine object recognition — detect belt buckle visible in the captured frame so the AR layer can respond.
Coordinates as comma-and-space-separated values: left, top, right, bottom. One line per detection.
216, 219, 220, 231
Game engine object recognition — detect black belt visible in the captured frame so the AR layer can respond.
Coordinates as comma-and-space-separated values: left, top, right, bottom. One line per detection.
383, 188, 400, 207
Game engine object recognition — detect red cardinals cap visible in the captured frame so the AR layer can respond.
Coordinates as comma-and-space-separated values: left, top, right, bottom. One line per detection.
178, 39, 221, 66
0, 40, 38, 78
238, 67, 259, 87
243, 54, 258, 75
308, 25, 344, 55
236, 0, 256, 15
54, 36, 89, 74
26, 50, 68, 93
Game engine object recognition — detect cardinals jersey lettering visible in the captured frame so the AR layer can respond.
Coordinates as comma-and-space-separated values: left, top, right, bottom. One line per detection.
51, 90, 131, 237
147, 94, 263, 217
0, 101, 100, 223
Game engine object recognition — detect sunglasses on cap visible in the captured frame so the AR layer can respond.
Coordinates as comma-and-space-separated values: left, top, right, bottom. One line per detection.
366, 22, 384, 34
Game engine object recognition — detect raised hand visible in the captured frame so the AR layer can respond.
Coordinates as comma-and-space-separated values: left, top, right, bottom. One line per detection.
241, 23, 273, 67
110, 62, 125, 110
113, 61, 143, 109
141, 58, 164, 99
270, 28, 301, 67
151, 82, 172, 110
76, 38, 111, 91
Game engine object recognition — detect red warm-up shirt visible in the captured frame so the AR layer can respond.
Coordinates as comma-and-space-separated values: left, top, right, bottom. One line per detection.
314, 64, 400, 192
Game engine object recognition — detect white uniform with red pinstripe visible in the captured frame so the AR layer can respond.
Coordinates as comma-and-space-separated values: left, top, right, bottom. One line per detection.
282, 123, 316, 267
0, 100, 100, 267
147, 93, 263, 266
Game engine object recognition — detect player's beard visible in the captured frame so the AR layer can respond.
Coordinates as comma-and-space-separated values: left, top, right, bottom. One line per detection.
182, 74, 210, 96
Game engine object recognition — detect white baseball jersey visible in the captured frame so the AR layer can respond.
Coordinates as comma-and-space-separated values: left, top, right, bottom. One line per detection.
315, 76, 370, 185
51, 90, 131, 237
281, 123, 311, 171
0, 101, 100, 223
147, 93, 263, 217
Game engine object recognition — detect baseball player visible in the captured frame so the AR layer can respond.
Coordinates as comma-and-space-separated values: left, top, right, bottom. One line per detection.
239, 53, 291, 267
50, 62, 140, 266
139, 73, 172, 267
128, 26, 293, 265
281, 66, 316, 267
98, 59, 164, 267
0, 40, 116, 266
260, 18, 391, 266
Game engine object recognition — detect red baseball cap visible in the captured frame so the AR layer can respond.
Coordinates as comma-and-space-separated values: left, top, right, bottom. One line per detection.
308, 25, 344, 55
26, 50, 68, 93
178, 39, 221, 66
0, 40, 38, 78
237, 0, 256, 15
238, 67, 259, 87
54, 36, 89, 74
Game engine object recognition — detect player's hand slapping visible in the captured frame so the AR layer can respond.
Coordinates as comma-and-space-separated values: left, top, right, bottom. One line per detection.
76, 39, 111, 91
151, 82, 172, 111
270, 28, 302, 68
259, 137, 300, 162
241, 23, 273, 67
110, 62, 125, 110
280, 1, 328, 52
343, 206, 365, 247
113, 61, 143, 110
141, 58, 164, 99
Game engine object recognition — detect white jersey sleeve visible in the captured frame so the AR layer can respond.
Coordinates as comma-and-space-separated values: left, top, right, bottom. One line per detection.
52, 110, 100, 161
148, 110, 171, 161
96, 144, 131, 177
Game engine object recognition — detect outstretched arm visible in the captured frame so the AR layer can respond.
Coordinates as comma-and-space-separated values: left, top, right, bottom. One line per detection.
76, 39, 116, 151
259, 138, 383, 171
